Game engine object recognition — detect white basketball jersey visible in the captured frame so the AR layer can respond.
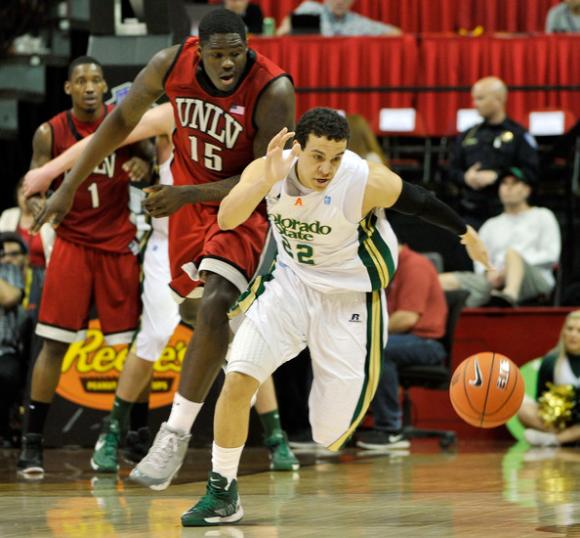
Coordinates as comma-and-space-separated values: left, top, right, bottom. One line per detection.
266, 149, 398, 294
151, 156, 173, 239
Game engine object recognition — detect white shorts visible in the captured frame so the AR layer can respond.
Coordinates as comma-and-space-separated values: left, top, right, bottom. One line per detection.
135, 233, 180, 361
226, 262, 387, 451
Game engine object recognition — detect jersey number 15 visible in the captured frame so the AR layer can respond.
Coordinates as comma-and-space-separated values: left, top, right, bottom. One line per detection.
189, 135, 223, 171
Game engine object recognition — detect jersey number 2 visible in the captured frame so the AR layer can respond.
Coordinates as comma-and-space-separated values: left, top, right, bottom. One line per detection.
189, 135, 223, 171
282, 238, 315, 265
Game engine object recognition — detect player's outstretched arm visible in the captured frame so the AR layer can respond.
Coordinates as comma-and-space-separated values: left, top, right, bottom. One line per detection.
23, 102, 174, 198
218, 128, 298, 230
31, 47, 178, 231
363, 161, 492, 270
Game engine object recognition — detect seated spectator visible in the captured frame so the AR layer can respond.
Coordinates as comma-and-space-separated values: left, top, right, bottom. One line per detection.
223, 0, 264, 34
518, 310, 580, 446
447, 77, 538, 229
0, 234, 25, 446
439, 168, 561, 307
356, 245, 448, 449
546, 1, 580, 33
346, 114, 388, 165
277, 0, 401, 37
0, 178, 55, 268
0, 231, 43, 303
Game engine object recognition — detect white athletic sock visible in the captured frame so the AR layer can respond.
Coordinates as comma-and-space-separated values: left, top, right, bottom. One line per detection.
212, 442, 244, 484
167, 392, 203, 434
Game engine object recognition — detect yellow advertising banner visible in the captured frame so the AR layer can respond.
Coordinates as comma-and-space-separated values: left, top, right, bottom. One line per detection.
56, 320, 192, 411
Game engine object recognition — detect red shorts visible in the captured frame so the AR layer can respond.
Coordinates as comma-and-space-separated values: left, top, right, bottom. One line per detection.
168, 203, 268, 300
36, 237, 141, 344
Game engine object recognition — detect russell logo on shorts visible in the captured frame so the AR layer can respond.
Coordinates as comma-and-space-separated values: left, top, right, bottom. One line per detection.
349, 313, 361, 322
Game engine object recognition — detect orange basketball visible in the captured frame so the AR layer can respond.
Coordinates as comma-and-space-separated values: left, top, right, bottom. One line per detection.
449, 352, 525, 428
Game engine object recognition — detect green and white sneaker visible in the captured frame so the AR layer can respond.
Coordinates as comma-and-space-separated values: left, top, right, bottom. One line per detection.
91, 418, 121, 473
181, 472, 244, 527
265, 432, 300, 471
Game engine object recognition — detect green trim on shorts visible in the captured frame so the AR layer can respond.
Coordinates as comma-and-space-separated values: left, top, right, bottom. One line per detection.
228, 271, 274, 319
327, 290, 384, 451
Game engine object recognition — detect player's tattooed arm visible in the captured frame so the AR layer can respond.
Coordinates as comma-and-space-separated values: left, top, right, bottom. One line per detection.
25, 122, 53, 214
30, 123, 53, 170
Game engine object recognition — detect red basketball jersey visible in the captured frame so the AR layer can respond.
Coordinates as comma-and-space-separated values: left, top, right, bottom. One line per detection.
164, 38, 290, 200
48, 105, 137, 253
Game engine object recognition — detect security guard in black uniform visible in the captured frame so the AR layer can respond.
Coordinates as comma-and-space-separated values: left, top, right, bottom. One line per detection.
448, 76, 538, 228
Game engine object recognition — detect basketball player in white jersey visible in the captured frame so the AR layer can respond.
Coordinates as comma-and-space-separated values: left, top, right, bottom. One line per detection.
180, 108, 490, 527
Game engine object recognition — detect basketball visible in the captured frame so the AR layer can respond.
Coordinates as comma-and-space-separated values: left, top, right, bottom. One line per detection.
449, 352, 525, 428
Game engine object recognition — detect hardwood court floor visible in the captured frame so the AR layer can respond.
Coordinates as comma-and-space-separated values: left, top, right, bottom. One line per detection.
1, 440, 579, 537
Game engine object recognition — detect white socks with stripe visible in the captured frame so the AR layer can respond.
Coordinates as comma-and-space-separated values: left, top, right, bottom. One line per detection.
212, 442, 244, 485
167, 392, 203, 434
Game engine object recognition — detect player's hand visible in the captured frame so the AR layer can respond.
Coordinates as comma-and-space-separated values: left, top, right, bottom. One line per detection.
475, 170, 499, 187
23, 167, 54, 197
460, 225, 493, 271
464, 163, 483, 190
31, 184, 75, 232
143, 184, 189, 217
123, 156, 151, 182
485, 268, 504, 289
26, 195, 45, 219
264, 128, 300, 185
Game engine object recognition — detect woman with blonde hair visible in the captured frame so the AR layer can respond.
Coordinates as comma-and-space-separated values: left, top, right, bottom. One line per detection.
346, 114, 388, 165
519, 310, 580, 446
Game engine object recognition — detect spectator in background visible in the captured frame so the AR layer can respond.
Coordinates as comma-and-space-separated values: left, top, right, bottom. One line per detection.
224, 0, 264, 34
0, 232, 45, 370
440, 167, 561, 307
0, 178, 54, 268
356, 245, 448, 449
448, 76, 539, 229
546, 0, 580, 33
518, 310, 580, 447
0, 233, 25, 446
346, 114, 388, 165
277, 0, 401, 36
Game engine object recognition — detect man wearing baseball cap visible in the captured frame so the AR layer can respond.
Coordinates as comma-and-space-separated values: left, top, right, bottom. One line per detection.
439, 167, 561, 307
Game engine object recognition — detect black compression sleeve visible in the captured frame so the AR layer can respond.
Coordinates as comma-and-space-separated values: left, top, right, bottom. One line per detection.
391, 181, 468, 236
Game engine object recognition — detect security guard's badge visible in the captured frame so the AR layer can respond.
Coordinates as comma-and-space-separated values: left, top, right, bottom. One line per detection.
494, 130, 514, 148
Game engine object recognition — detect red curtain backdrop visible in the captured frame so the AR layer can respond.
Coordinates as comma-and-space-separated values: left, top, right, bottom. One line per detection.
252, 0, 561, 33
417, 34, 580, 135
250, 36, 419, 132
249, 35, 579, 136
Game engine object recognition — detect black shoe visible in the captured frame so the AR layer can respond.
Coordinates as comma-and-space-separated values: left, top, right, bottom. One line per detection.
288, 430, 318, 449
486, 291, 517, 308
356, 430, 410, 450
123, 427, 151, 464
17, 433, 44, 475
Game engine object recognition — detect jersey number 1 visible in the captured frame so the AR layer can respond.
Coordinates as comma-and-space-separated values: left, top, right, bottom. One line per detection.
189, 135, 223, 171
88, 182, 100, 208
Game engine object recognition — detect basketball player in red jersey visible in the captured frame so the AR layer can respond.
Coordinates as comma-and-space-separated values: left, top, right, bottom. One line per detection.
33, 10, 295, 488
17, 56, 153, 475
